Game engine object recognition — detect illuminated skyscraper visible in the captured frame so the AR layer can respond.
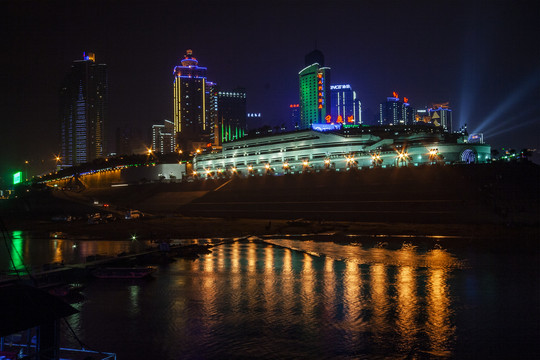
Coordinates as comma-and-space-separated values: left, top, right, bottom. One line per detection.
379, 93, 414, 126
289, 104, 300, 130
429, 102, 453, 132
299, 50, 331, 129
330, 84, 361, 125
60, 52, 107, 166
173, 50, 215, 151
152, 119, 176, 154
210, 88, 247, 145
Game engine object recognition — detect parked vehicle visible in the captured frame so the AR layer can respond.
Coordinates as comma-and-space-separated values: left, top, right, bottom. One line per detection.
125, 210, 143, 219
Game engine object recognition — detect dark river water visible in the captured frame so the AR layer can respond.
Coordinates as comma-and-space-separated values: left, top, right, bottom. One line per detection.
1, 232, 539, 359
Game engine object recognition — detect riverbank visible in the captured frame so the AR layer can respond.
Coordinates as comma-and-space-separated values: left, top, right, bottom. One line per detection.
3, 214, 538, 243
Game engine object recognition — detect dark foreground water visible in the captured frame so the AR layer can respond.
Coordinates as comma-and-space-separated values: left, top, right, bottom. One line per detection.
2, 233, 539, 359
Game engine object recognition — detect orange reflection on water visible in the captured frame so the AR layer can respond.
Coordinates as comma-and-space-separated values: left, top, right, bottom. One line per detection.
281, 249, 294, 317
247, 241, 257, 273
426, 249, 454, 355
231, 241, 241, 274
344, 260, 362, 323
246, 241, 258, 310
217, 246, 225, 271
323, 257, 336, 318
282, 248, 292, 276
263, 246, 276, 314
203, 252, 214, 273
395, 246, 418, 350
396, 265, 417, 350
370, 261, 389, 345
51, 240, 64, 264
301, 253, 316, 319
229, 241, 242, 311
199, 249, 218, 325
265, 246, 274, 273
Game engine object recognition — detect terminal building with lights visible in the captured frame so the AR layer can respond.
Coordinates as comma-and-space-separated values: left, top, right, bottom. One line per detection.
193, 124, 491, 176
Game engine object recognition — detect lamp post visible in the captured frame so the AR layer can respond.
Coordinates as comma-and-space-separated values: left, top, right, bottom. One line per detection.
55, 155, 61, 171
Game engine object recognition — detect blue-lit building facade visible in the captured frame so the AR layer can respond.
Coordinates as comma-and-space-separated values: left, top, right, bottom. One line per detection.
330, 84, 361, 125
379, 94, 414, 126
289, 104, 300, 130
194, 124, 491, 175
60, 52, 107, 167
173, 50, 215, 151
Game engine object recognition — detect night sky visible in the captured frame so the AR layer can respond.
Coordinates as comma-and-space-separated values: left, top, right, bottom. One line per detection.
1, 0, 539, 183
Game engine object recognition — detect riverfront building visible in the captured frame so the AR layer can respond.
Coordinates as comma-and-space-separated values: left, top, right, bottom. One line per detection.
194, 124, 491, 175
60, 52, 107, 167
173, 50, 215, 151
330, 84, 361, 125
152, 119, 176, 154
379, 93, 414, 126
299, 50, 331, 129
429, 102, 453, 132
211, 88, 247, 145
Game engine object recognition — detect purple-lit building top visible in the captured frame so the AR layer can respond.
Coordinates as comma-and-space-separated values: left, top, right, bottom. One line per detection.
173, 50, 214, 152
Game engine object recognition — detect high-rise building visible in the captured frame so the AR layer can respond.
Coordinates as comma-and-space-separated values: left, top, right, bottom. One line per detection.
211, 88, 247, 145
289, 104, 300, 130
173, 50, 215, 151
298, 50, 331, 129
429, 102, 453, 132
379, 93, 414, 126
60, 52, 107, 166
152, 119, 176, 154
415, 109, 431, 124
330, 84, 361, 125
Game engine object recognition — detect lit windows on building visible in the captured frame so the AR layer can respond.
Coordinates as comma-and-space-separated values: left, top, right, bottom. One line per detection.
429, 102, 453, 132
299, 50, 331, 129
152, 119, 176, 154
173, 50, 215, 150
379, 93, 414, 126
210, 88, 247, 145
60, 52, 107, 167
330, 84, 361, 125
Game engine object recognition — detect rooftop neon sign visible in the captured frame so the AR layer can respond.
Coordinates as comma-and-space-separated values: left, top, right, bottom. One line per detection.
330, 85, 351, 90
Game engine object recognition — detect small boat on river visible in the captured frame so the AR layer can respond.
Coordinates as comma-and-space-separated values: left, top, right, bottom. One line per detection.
92, 266, 156, 279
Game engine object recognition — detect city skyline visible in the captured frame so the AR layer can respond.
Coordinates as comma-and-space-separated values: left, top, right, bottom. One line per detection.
1, 0, 539, 181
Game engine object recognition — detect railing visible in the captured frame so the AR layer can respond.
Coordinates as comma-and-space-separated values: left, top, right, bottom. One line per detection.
0, 343, 116, 360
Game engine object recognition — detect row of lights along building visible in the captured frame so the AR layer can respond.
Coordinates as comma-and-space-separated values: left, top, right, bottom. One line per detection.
59, 49, 464, 169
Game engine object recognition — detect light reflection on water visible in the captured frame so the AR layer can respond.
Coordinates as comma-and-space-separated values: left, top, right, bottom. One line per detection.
60, 239, 477, 359
4, 232, 537, 359
0, 231, 152, 271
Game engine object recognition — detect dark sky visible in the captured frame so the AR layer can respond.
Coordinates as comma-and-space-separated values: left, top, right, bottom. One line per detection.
1, 0, 539, 182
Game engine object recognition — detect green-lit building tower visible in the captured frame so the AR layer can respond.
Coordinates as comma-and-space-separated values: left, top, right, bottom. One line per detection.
210, 87, 247, 146
298, 50, 331, 129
